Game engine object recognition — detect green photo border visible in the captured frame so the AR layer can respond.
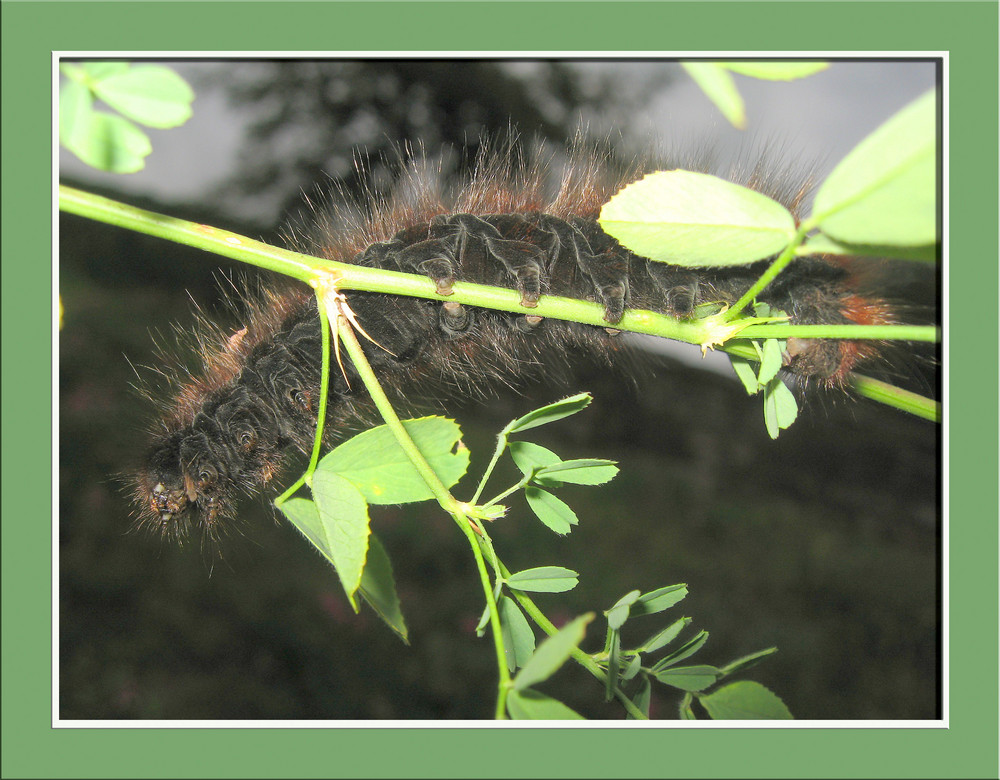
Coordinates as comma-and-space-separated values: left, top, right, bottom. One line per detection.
5, 1, 996, 777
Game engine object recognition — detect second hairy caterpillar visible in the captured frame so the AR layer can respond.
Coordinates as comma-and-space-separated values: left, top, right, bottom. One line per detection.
132, 141, 903, 544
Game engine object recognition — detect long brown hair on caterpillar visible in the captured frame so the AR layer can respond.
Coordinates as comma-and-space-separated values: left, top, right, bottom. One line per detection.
130, 136, 924, 546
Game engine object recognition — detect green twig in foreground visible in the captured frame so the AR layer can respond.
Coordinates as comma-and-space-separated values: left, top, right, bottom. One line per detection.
321, 282, 511, 717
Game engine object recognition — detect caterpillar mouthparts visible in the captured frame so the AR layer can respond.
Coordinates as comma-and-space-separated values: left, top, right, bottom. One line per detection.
131, 141, 912, 543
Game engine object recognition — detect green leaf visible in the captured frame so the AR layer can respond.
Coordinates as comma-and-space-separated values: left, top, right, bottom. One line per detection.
524, 487, 579, 535
681, 62, 746, 128
651, 630, 709, 670
508, 441, 562, 477
605, 630, 621, 702
311, 471, 371, 610
679, 692, 698, 720
506, 566, 579, 593
801, 232, 937, 263
599, 171, 796, 267
357, 534, 408, 643
279, 498, 404, 639
506, 689, 584, 720
628, 677, 652, 720
758, 338, 783, 385
92, 64, 194, 128
533, 459, 618, 486
719, 646, 779, 678
605, 590, 641, 631
654, 664, 720, 692
638, 616, 692, 654
318, 417, 469, 504
620, 652, 642, 682
504, 392, 592, 434
763, 378, 798, 439
730, 354, 761, 395
62, 110, 152, 173
59, 80, 95, 151
812, 90, 936, 246
720, 61, 829, 80
513, 613, 593, 691
698, 680, 793, 720
498, 596, 536, 672
631, 584, 688, 616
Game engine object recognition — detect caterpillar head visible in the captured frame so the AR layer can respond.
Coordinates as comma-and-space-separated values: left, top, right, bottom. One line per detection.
134, 430, 231, 544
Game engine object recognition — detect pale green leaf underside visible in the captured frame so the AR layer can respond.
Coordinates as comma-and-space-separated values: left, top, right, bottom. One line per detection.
813, 89, 936, 246
699, 680, 793, 719
599, 171, 795, 267
93, 64, 195, 128
311, 471, 372, 609
318, 417, 468, 505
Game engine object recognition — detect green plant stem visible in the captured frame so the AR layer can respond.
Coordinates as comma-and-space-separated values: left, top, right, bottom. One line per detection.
273, 290, 333, 507
482, 475, 533, 509
736, 323, 938, 341
328, 291, 511, 716
60, 185, 939, 418
724, 224, 810, 321
470, 434, 511, 505
852, 374, 941, 422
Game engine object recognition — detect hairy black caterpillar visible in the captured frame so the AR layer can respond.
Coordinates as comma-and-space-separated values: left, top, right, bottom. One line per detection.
133, 142, 904, 544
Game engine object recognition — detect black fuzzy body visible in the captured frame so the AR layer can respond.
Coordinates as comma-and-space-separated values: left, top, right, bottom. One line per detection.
136, 206, 866, 540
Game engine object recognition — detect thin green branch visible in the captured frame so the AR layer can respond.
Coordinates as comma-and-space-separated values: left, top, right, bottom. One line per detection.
61, 185, 939, 420
273, 298, 329, 505
851, 374, 941, 422
724, 225, 809, 320
737, 323, 938, 341
326, 287, 511, 715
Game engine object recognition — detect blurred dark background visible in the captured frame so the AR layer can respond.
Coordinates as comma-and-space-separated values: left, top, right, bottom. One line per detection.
58, 59, 940, 720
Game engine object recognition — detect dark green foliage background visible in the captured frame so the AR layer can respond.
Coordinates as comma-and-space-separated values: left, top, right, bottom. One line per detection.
59, 199, 938, 720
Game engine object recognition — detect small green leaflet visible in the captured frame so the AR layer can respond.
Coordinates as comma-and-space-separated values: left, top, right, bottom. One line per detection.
90, 64, 195, 128
605, 630, 621, 702
513, 613, 593, 691
654, 664, 720, 692
317, 417, 469, 504
532, 459, 618, 486
605, 590, 642, 631
719, 646, 779, 678
628, 677, 652, 720
524, 487, 579, 535
506, 566, 579, 593
309, 471, 371, 610
638, 616, 692, 654
698, 680, 793, 720
763, 378, 798, 439
279, 498, 407, 641
506, 689, 584, 720
504, 392, 593, 434
631, 584, 688, 616
509, 440, 562, 473
599, 170, 796, 267
651, 630, 709, 671
59, 62, 193, 173
498, 596, 536, 672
